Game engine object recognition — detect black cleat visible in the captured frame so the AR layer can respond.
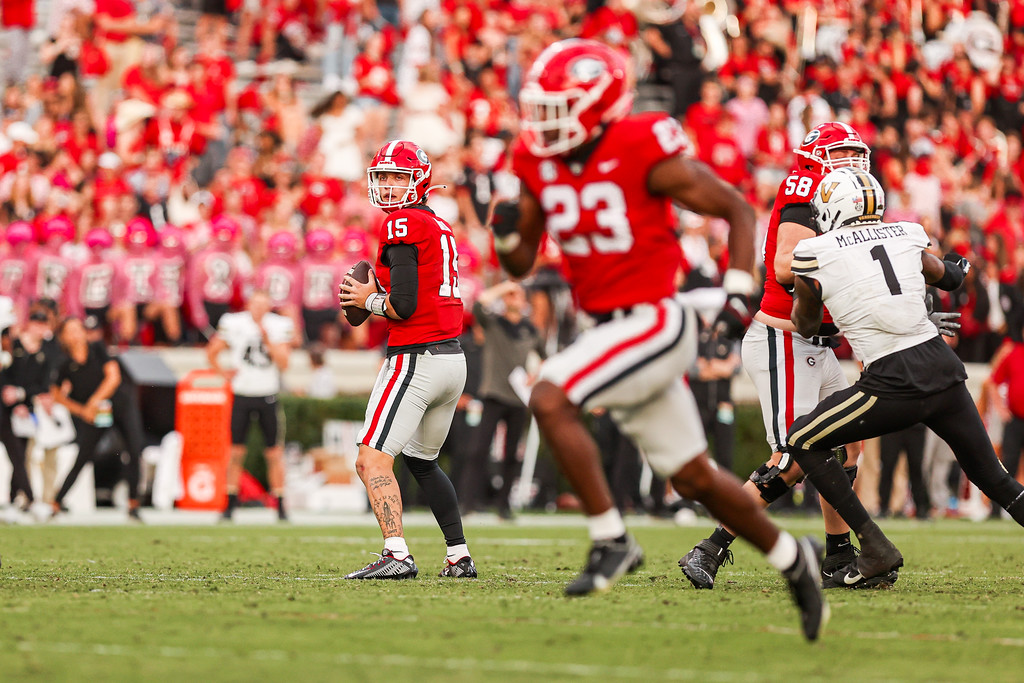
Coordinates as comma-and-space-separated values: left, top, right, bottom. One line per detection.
565, 534, 644, 596
849, 523, 904, 582
344, 550, 418, 580
822, 544, 898, 589
783, 536, 830, 642
439, 556, 478, 578
679, 539, 733, 590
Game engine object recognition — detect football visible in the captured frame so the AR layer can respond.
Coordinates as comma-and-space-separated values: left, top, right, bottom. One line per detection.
341, 260, 382, 326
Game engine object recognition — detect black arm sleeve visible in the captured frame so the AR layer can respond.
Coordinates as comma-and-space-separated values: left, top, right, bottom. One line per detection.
382, 244, 419, 320
779, 203, 815, 231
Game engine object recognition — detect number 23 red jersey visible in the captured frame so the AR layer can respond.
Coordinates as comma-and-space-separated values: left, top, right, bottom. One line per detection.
376, 206, 464, 346
512, 112, 689, 315
760, 168, 834, 324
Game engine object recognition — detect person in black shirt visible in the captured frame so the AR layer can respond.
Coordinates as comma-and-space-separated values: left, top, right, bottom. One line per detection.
51, 318, 145, 521
1, 306, 63, 514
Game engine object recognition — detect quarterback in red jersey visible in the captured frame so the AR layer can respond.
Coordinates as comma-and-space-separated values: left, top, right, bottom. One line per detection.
679, 122, 894, 592
495, 38, 824, 638
338, 140, 475, 581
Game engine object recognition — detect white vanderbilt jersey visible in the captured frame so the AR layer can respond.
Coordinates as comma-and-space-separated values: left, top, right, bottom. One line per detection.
791, 220, 937, 366
217, 311, 294, 396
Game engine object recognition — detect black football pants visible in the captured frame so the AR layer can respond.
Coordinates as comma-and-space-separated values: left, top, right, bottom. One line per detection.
788, 381, 1024, 532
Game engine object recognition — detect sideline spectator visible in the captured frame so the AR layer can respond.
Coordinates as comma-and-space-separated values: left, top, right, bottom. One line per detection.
51, 316, 144, 520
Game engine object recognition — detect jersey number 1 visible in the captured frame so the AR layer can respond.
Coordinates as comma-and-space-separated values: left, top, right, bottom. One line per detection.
870, 245, 902, 295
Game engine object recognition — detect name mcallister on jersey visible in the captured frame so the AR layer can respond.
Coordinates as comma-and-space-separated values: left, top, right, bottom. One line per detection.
834, 224, 908, 248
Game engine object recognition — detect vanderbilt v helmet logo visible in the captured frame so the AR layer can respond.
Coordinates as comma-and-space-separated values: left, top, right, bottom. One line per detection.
819, 182, 839, 203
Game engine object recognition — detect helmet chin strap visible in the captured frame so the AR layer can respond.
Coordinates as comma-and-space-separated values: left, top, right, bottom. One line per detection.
426, 184, 447, 192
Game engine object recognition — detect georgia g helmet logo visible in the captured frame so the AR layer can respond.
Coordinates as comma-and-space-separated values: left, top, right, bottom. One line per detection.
571, 57, 606, 83
802, 129, 821, 146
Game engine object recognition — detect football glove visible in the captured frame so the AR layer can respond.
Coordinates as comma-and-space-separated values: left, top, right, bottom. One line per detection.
935, 252, 971, 291
943, 252, 971, 277
926, 296, 961, 337
489, 201, 521, 253
713, 269, 756, 342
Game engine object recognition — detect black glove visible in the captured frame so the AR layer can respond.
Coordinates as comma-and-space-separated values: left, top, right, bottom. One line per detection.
713, 292, 753, 342
935, 252, 971, 291
943, 252, 971, 277
489, 201, 521, 253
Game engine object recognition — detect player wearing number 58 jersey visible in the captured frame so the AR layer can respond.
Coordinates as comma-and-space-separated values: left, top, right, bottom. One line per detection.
680, 122, 883, 592
786, 167, 1024, 585
495, 39, 825, 639
338, 140, 475, 581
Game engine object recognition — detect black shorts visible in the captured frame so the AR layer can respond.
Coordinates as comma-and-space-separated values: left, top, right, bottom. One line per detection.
230, 394, 281, 446
201, 0, 229, 16
303, 308, 339, 343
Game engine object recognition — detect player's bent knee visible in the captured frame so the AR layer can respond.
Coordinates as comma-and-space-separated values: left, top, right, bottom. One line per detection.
670, 454, 717, 499
528, 381, 572, 420
354, 445, 394, 479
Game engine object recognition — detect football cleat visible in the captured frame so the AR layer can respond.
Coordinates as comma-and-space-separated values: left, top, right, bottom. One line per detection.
783, 536, 830, 642
564, 534, 644, 596
679, 539, 734, 590
344, 550, 418, 580
821, 544, 899, 589
439, 556, 478, 578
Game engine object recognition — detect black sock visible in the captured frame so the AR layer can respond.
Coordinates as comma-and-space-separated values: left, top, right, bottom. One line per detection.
403, 455, 466, 546
790, 447, 872, 533
709, 526, 736, 550
226, 493, 238, 512
276, 495, 286, 516
825, 532, 851, 556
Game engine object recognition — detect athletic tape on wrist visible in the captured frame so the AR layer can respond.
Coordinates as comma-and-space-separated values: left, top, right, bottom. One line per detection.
722, 268, 756, 296
367, 293, 387, 317
492, 232, 522, 254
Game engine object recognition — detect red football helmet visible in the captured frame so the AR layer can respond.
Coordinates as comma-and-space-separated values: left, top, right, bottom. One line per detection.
794, 122, 870, 174
43, 216, 75, 243
367, 140, 432, 211
126, 217, 157, 248
267, 230, 298, 259
5, 221, 34, 245
212, 216, 240, 243
305, 228, 335, 254
519, 38, 634, 158
160, 225, 186, 253
85, 228, 113, 249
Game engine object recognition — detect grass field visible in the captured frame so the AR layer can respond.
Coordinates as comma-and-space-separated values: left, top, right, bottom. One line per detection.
1, 515, 1022, 682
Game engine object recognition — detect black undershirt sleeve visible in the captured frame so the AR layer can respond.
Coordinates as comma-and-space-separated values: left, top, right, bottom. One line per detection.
382, 243, 419, 319
779, 203, 815, 232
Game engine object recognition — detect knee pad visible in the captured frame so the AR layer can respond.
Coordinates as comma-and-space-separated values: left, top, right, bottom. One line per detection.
749, 458, 793, 504
844, 465, 858, 486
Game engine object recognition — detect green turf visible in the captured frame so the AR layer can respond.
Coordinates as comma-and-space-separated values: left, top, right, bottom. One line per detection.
1, 517, 1022, 682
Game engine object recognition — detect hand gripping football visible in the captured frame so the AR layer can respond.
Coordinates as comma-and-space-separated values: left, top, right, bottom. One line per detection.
341, 260, 383, 326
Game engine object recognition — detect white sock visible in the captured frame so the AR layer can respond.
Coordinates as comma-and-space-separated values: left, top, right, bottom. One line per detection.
446, 543, 470, 562
765, 532, 799, 572
587, 508, 627, 541
384, 537, 410, 559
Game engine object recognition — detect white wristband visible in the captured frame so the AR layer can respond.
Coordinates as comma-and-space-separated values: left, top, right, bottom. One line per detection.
722, 268, 756, 296
366, 292, 387, 317
492, 232, 522, 254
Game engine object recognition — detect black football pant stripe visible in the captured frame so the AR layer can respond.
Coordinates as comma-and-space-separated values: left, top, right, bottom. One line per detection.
372, 353, 417, 452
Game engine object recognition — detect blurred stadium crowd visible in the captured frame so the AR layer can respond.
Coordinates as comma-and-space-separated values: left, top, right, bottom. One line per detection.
0, 0, 1021, 360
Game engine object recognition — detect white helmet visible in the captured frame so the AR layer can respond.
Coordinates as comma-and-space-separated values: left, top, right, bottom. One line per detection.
811, 167, 886, 234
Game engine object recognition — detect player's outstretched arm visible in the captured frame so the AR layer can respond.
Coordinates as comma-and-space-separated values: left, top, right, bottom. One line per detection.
791, 275, 824, 338
647, 155, 756, 273
487, 188, 547, 278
